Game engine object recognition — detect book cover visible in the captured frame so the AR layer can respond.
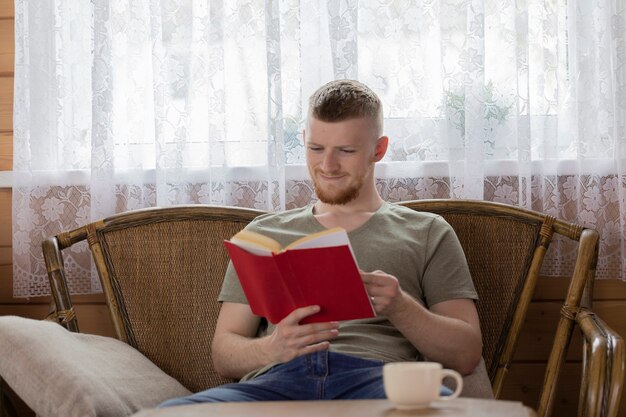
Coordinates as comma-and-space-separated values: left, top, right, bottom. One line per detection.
224, 228, 375, 324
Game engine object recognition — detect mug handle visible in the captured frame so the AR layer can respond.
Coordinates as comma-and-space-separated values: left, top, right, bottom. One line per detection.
438, 369, 463, 400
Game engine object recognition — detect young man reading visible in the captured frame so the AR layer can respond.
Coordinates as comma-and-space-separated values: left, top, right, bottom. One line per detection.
161, 79, 483, 405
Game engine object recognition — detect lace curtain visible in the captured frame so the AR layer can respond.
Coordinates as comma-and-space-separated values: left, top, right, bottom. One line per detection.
12, 0, 626, 296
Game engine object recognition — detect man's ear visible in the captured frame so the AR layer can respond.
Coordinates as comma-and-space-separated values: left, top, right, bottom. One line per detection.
302, 129, 307, 146
373, 136, 388, 162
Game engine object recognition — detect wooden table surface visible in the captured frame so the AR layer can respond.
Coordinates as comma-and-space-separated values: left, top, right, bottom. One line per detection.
131, 398, 537, 417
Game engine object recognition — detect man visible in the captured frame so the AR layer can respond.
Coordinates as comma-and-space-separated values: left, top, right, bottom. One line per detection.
161, 79, 482, 406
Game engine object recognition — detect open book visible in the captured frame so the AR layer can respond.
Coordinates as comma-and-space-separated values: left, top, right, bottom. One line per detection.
223, 227, 375, 324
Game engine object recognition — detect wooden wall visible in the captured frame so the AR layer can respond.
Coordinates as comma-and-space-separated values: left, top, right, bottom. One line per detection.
0, 3, 625, 417
1, 0, 14, 308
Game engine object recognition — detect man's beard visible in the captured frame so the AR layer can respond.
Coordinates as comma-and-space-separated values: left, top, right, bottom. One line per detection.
312, 173, 364, 205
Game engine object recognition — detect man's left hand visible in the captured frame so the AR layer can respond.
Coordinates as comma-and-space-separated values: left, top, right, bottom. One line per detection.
360, 270, 406, 316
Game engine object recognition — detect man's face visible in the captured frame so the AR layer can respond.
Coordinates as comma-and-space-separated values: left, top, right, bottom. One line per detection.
305, 116, 383, 205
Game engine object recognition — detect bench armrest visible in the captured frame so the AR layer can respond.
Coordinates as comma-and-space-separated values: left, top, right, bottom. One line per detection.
576, 310, 624, 417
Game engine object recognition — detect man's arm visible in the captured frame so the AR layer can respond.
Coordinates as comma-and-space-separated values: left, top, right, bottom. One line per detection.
362, 271, 482, 375
211, 302, 340, 379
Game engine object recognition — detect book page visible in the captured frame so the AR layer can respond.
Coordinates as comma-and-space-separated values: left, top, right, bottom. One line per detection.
285, 227, 350, 250
230, 230, 282, 256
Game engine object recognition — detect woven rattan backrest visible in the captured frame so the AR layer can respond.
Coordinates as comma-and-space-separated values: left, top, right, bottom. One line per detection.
88, 205, 262, 392
399, 200, 545, 384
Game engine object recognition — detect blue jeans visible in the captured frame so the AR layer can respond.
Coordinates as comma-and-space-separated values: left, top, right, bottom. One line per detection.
160, 351, 451, 407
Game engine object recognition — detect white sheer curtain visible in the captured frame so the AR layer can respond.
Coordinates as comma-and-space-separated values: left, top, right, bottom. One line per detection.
12, 0, 626, 296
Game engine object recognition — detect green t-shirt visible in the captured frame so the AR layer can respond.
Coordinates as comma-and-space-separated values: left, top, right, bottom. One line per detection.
218, 201, 477, 379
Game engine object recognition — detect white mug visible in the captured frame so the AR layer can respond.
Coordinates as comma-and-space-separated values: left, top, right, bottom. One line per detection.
383, 362, 463, 409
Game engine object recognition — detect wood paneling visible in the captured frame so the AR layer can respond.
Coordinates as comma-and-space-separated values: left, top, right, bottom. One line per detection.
0, 17, 13, 75
502, 361, 626, 417
513, 300, 626, 361
0, 246, 9, 264
0, 0, 14, 19
534, 276, 626, 301
502, 362, 583, 417
502, 279, 626, 417
0, 76, 13, 131
0, 188, 10, 246
0, 301, 49, 318
0, 130, 11, 170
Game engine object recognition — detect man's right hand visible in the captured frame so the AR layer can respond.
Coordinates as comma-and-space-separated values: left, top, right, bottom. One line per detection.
212, 302, 339, 379
264, 305, 339, 363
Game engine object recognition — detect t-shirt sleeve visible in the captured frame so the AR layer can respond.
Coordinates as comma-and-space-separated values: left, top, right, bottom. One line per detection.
421, 215, 478, 307
217, 260, 249, 304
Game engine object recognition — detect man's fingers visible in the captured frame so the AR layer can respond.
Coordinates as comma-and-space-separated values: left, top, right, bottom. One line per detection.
300, 328, 339, 345
361, 271, 388, 285
281, 307, 339, 333
361, 273, 377, 286
300, 341, 331, 355
283, 305, 321, 324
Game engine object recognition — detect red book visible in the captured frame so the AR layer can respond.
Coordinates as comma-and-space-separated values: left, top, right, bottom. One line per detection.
224, 227, 375, 324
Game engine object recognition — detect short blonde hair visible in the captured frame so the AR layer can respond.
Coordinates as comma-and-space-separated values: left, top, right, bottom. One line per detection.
308, 79, 383, 136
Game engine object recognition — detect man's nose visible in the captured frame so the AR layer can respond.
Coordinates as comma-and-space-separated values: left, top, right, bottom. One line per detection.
320, 151, 339, 172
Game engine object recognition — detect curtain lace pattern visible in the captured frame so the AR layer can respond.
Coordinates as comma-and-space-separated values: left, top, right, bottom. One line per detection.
12, 0, 626, 296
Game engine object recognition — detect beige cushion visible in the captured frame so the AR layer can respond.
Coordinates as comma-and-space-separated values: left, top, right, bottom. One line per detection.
0, 316, 191, 417
447, 357, 494, 399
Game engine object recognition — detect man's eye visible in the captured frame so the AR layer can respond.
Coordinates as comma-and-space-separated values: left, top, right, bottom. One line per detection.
341, 149, 356, 154
308, 147, 323, 151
